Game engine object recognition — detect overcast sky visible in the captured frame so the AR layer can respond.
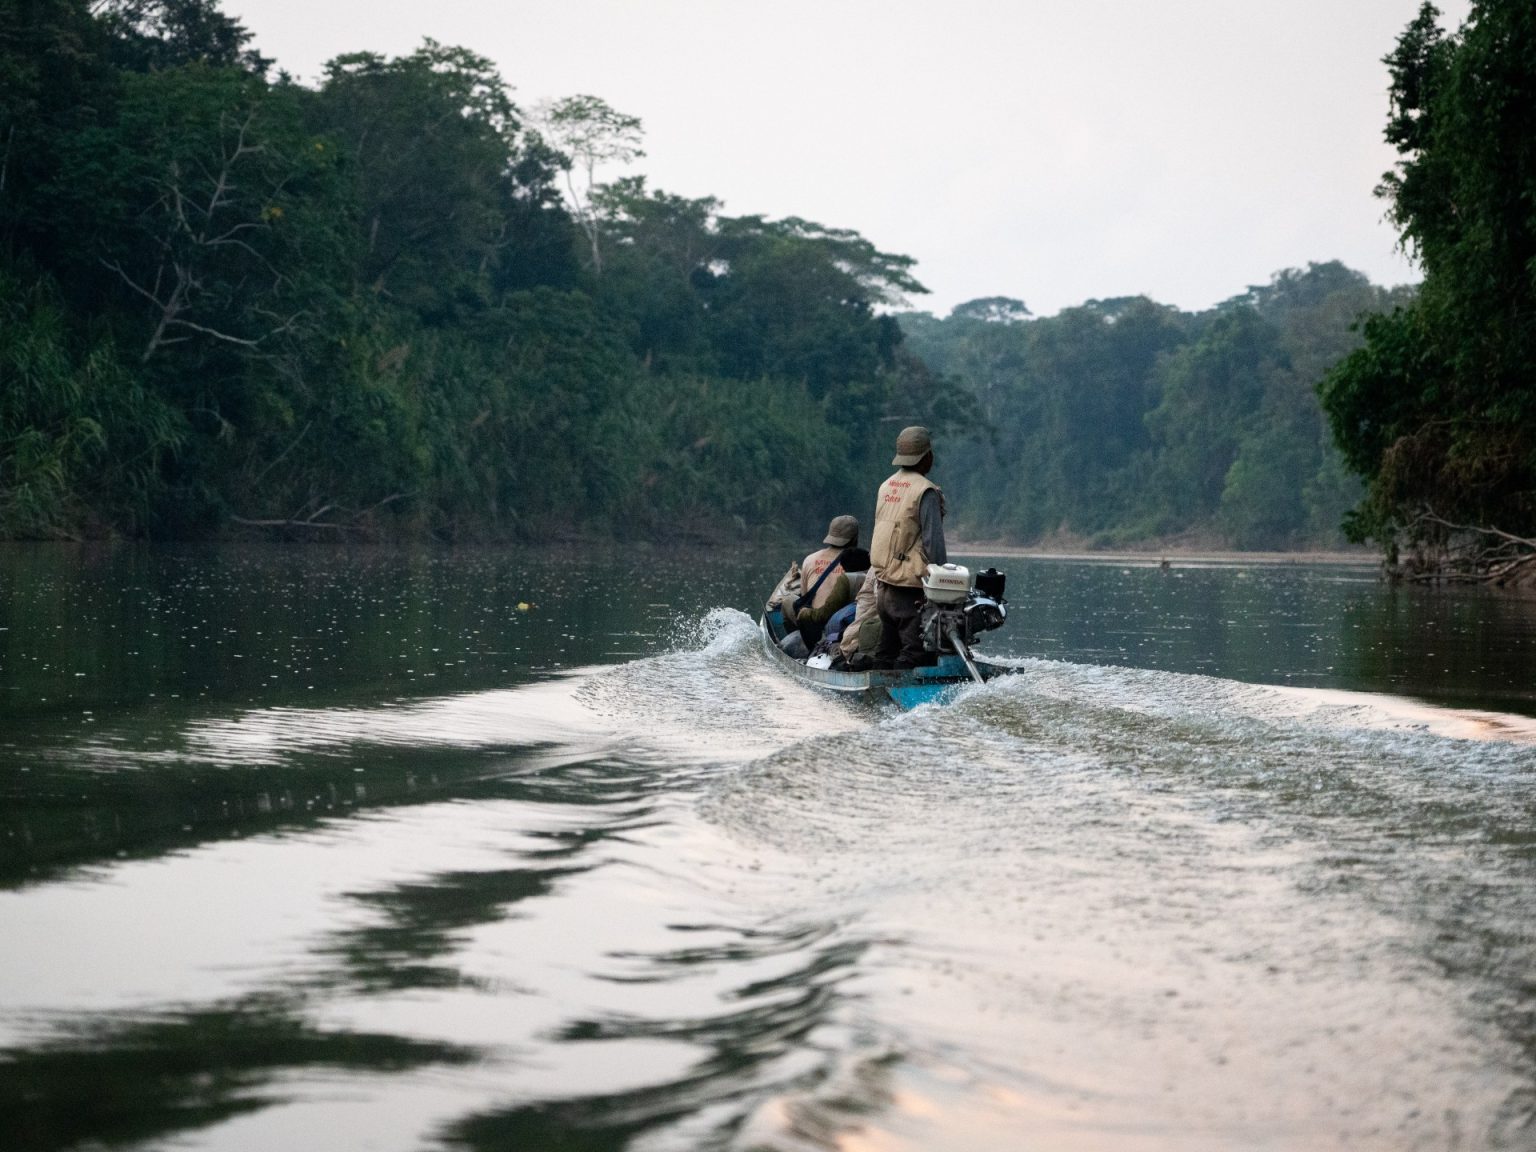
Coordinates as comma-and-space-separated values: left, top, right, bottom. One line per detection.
228, 0, 1471, 317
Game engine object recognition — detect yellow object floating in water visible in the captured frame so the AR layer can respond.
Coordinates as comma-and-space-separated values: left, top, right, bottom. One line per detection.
516, 602, 531, 612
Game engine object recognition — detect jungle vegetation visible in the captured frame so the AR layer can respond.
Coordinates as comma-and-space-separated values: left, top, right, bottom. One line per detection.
1, 0, 943, 541
3, 0, 1518, 561
1320, 0, 1536, 582
899, 262, 1403, 550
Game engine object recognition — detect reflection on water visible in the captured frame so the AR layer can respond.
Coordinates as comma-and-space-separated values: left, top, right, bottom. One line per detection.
993, 556, 1536, 715
1, 997, 476, 1152
2, 546, 1536, 1150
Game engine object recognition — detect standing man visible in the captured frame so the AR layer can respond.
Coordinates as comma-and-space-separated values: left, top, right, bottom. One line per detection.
869, 425, 946, 669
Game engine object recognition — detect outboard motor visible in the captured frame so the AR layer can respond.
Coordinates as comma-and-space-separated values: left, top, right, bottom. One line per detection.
918, 563, 1008, 654
975, 567, 1006, 602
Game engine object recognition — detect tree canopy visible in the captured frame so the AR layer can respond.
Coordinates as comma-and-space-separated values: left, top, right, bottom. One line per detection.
0, 1, 954, 541
0, 0, 1435, 554
1320, 0, 1536, 575
901, 263, 1398, 549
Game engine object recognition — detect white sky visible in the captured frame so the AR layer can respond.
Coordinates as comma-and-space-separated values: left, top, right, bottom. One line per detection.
228, 0, 1471, 317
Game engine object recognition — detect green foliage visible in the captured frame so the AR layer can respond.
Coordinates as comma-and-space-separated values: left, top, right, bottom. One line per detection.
93, 0, 270, 73
0, 262, 183, 537
536, 94, 645, 275
590, 178, 719, 372
607, 373, 849, 539
904, 263, 1389, 549
58, 65, 339, 364
2, 2, 946, 543
316, 42, 543, 321
950, 296, 1031, 324
1149, 307, 1284, 521
0, 0, 1409, 552
1321, 0, 1536, 549
0, 0, 113, 259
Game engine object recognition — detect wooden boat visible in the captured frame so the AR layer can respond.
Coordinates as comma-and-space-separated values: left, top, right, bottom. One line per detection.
759, 577, 1012, 710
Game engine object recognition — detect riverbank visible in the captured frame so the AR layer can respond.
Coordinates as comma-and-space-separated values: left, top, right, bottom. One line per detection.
950, 544, 1379, 567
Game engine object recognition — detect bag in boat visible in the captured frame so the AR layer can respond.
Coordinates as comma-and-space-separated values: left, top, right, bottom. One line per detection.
768, 561, 801, 611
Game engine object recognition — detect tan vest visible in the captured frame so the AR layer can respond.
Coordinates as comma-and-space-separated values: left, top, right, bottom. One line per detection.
799, 546, 843, 609
871, 470, 939, 587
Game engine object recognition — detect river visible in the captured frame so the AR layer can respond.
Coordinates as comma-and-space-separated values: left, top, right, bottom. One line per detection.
2, 544, 1534, 1150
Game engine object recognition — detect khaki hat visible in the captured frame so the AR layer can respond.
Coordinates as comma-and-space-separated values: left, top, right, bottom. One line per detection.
823, 514, 859, 546
891, 425, 932, 467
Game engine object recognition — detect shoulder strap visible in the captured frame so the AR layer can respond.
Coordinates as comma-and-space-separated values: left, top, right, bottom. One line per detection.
793, 550, 846, 614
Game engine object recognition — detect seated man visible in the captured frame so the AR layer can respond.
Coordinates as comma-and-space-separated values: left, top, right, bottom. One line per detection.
836, 565, 883, 671
792, 515, 860, 650
797, 546, 870, 650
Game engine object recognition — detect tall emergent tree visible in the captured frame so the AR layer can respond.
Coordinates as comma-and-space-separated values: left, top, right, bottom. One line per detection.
535, 94, 644, 275
1320, 1, 1536, 580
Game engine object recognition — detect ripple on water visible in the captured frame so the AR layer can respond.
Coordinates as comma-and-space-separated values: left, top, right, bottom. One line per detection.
696, 658, 1536, 1149
576, 608, 872, 763
6, 601, 1536, 1151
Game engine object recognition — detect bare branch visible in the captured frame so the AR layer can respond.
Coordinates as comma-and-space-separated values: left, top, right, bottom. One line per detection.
1416, 512, 1536, 550
208, 220, 264, 244
1395, 509, 1536, 585
358, 492, 414, 517
230, 515, 347, 530
173, 176, 192, 234
206, 232, 282, 281
249, 421, 312, 486
101, 258, 166, 308
164, 317, 261, 347
230, 492, 414, 532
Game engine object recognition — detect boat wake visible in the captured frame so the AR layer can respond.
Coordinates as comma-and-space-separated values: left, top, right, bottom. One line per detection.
680, 644, 1536, 1151
7, 603, 1536, 1150
576, 607, 873, 764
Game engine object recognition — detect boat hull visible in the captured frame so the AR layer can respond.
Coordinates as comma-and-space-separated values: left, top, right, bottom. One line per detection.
759, 608, 1007, 709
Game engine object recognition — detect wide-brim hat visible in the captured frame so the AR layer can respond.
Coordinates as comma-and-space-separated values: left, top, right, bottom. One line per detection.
823, 514, 859, 546
891, 425, 932, 467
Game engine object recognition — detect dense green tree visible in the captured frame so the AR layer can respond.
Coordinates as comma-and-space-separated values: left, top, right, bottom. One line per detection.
1148, 308, 1286, 526
950, 296, 1031, 324
0, 0, 1420, 551
1215, 368, 1324, 548
92, 0, 269, 73
587, 177, 719, 372
897, 306, 1027, 426
902, 263, 1390, 549
54, 65, 334, 364
0, 261, 182, 537
702, 215, 917, 400
0, 0, 114, 261
913, 296, 1187, 542
315, 42, 544, 321
492, 131, 582, 296
1320, 1, 1536, 565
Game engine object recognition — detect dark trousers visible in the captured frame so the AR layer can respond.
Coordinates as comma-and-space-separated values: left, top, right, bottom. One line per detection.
875, 582, 925, 667
798, 615, 826, 650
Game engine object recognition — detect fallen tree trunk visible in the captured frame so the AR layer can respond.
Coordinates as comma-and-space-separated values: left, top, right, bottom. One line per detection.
1391, 512, 1536, 587
230, 493, 413, 534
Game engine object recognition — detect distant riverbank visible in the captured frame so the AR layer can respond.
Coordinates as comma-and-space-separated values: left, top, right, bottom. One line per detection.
950, 544, 1379, 567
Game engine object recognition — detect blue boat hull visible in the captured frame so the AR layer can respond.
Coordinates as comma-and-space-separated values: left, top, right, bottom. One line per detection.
759, 607, 1007, 709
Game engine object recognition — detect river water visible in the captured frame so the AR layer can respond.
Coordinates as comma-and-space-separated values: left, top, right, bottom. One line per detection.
2, 545, 1534, 1150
